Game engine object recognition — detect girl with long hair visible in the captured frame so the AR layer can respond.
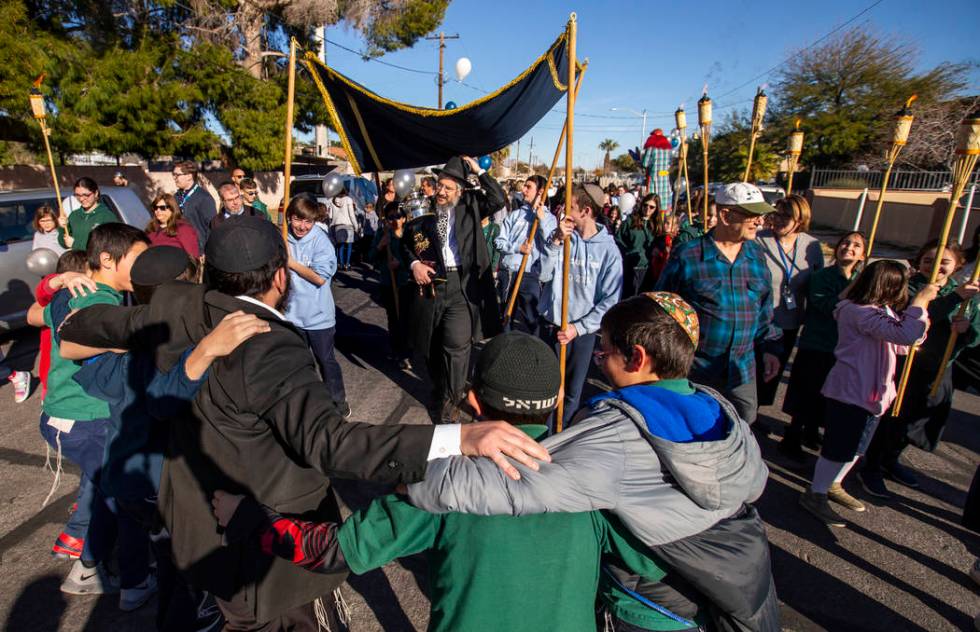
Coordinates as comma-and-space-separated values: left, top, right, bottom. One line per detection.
145, 193, 200, 258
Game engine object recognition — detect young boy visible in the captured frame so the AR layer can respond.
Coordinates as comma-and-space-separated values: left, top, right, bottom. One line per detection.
212, 332, 685, 632
409, 293, 778, 632
494, 175, 557, 334
540, 183, 623, 428
283, 195, 350, 417
29, 223, 152, 601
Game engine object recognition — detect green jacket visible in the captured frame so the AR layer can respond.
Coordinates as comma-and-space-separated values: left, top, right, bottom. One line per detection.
370, 228, 410, 286
43, 283, 122, 420
59, 201, 117, 251
673, 222, 702, 247
252, 199, 270, 220
798, 265, 855, 354
617, 222, 656, 269
338, 426, 682, 632
908, 273, 980, 369
483, 222, 501, 271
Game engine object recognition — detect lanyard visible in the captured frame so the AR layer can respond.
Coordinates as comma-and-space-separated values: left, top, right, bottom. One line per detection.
601, 565, 698, 628
775, 238, 799, 280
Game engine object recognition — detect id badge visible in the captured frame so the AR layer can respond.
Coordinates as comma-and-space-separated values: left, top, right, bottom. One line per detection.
781, 284, 797, 311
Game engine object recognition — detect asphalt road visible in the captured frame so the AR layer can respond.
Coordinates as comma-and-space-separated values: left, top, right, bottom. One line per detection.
0, 264, 977, 631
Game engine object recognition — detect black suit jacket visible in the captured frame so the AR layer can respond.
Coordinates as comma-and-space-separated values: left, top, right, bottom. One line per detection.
403, 172, 505, 351
59, 282, 434, 623
182, 186, 217, 251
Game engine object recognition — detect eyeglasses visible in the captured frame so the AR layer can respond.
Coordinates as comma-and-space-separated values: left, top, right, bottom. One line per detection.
592, 348, 615, 365
222, 194, 242, 203
154, 204, 170, 210
289, 217, 315, 227
172, 171, 188, 177
643, 203, 658, 209
75, 191, 96, 199
436, 183, 458, 192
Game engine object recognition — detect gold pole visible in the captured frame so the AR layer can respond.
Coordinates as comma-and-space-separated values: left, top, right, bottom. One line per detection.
743, 88, 767, 183
556, 13, 576, 433
866, 96, 917, 260
928, 255, 980, 398
786, 119, 804, 196
503, 62, 588, 325
675, 107, 692, 225
281, 38, 298, 240
894, 108, 978, 415
39, 121, 66, 234
698, 94, 712, 227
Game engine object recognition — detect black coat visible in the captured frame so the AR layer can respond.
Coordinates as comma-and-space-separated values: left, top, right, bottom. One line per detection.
182, 185, 217, 251
402, 172, 505, 353
58, 282, 435, 623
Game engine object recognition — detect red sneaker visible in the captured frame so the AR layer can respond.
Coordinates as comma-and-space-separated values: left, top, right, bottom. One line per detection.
51, 532, 84, 560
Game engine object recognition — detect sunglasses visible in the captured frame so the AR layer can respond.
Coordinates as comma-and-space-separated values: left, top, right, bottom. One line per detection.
154, 204, 170, 210
643, 203, 658, 209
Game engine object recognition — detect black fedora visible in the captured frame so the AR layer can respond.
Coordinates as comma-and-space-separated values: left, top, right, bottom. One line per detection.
433, 156, 468, 187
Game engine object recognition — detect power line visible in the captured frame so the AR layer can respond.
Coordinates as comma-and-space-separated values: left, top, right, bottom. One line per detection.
711, 0, 886, 101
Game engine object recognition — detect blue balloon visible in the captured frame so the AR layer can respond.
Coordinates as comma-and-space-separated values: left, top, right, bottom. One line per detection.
670, 137, 680, 148
445, 101, 457, 110
478, 155, 492, 170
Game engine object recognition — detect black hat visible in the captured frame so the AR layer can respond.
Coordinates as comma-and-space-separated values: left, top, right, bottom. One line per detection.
205, 215, 285, 273
131, 246, 191, 286
473, 332, 560, 415
433, 156, 468, 187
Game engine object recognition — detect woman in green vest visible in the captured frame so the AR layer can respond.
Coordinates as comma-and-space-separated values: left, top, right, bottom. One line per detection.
58, 177, 118, 251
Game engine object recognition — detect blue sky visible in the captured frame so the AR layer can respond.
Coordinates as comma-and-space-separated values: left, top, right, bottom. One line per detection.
312, 0, 979, 169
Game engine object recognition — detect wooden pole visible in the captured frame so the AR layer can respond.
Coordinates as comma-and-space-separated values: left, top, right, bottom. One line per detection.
864, 151, 900, 260
39, 120, 67, 235
556, 13, 576, 433
743, 89, 767, 183
503, 62, 588, 324
893, 149, 979, 414
928, 251, 980, 398
743, 134, 758, 184
680, 142, 692, 224
281, 38, 298, 241
700, 133, 710, 226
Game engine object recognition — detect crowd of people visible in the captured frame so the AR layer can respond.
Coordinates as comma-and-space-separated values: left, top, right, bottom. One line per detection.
3, 150, 979, 631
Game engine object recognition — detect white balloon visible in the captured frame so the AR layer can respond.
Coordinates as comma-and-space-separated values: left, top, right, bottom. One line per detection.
322, 173, 344, 198
455, 57, 472, 82
26, 248, 59, 276
393, 169, 416, 199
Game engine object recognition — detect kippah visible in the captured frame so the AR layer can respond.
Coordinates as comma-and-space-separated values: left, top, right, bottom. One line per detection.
205, 215, 284, 273
642, 291, 699, 347
474, 332, 560, 415
131, 246, 191, 286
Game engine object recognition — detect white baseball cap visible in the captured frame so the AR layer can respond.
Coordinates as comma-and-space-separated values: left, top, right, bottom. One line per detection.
714, 182, 776, 216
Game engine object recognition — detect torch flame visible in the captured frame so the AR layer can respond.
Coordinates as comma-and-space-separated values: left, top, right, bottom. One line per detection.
905, 94, 918, 108
32, 74, 45, 89
701, 84, 708, 97
794, 118, 801, 130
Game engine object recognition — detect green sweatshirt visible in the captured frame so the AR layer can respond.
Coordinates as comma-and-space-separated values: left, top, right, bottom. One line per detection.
338, 425, 686, 632
42, 283, 122, 420
798, 264, 855, 354
617, 222, 656, 268
58, 201, 118, 251
908, 273, 980, 369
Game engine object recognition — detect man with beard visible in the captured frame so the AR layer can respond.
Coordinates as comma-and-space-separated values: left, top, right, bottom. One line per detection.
406, 156, 505, 422
58, 215, 548, 630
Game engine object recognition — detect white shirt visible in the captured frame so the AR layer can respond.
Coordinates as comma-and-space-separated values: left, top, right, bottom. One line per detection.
234, 294, 460, 459
439, 206, 461, 268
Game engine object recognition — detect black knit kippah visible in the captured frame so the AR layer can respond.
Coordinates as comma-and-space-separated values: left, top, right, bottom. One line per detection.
474, 332, 560, 414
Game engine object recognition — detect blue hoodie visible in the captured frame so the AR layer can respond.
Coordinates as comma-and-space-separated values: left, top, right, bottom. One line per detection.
285, 226, 338, 330
494, 205, 558, 276
540, 224, 623, 335
589, 380, 728, 442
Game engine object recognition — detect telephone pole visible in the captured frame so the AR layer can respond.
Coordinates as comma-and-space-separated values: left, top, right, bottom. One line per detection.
425, 31, 459, 108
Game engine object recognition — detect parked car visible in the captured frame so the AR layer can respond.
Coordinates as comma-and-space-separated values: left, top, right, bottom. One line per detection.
0, 186, 151, 330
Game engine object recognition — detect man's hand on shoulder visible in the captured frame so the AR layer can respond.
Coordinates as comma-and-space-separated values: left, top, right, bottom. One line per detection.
459, 421, 551, 481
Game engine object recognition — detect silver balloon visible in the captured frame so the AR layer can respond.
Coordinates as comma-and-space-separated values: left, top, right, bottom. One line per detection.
26, 248, 59, 276
322, 173, 345, 198
393, 169, 416, 199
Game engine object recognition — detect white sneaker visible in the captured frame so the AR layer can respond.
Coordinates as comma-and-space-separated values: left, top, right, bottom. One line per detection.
120, 573, 158, 612
60, 560, 120, 595
10, 371, 30, 403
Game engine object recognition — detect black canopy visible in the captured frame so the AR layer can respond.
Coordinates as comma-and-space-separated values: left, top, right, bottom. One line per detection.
303, 30, 574, 173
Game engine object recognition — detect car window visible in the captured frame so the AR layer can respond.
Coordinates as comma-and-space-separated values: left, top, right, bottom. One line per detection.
0, 196, 58, 243
760, 191, 782, 204
291, 181, 323, 196
99, 195, 124, 221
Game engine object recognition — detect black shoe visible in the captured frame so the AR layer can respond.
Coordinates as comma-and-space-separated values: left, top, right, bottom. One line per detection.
777, 437, 807, 462
884, 462, 920, 488
336, 401, 352, 419
857, 471, 891, 499
801, 432, 823, 451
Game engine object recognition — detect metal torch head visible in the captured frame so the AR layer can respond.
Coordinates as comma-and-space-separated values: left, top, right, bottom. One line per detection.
674, 107, 687, 132
752, 89, 768, 128
29, 88, 45, 120
955, 108, 980, 157
698, 95, 712, 127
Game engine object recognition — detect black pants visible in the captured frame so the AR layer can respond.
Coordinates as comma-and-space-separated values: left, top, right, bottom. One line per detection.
696, 375, 759, 425
622, 263, 648, 298
541, 324, 597, 432
301, 327, 347, 404
381, 282, 413, 360
427, 271, 473, 407
755, 327, 798, 407
502, 270, 542, 336
781, 347, 836, 446
218, 594, 344, 632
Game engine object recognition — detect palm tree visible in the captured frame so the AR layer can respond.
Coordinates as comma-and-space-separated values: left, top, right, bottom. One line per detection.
599, 139, 619, 174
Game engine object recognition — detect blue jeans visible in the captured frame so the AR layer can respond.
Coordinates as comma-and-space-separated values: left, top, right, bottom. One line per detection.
39, 414, 149, 588
301, 327, 347, 404
62, 473, 96, 541
338, 242, 353, 267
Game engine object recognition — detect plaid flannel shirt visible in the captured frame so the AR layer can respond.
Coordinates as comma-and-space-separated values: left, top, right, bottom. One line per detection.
656, 234, 781, 386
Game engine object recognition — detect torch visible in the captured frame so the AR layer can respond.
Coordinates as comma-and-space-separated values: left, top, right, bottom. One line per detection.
698, 90, 712, 227
865, 96, 917, 259
29, 75, 67, 235
743, 87, 768, 183
893, 108, 980, 415
675, 105, 693, 224
923, 108, 980, 400
786, 119, 804, 196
